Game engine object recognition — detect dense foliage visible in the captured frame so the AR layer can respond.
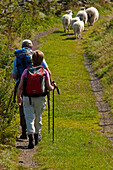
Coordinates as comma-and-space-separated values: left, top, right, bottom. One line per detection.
0, 0, 62, 145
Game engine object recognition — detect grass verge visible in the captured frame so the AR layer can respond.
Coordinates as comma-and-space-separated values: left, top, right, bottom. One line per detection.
33, 15, 113, 168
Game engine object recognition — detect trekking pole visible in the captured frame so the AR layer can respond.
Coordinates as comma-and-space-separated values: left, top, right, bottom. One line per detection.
52, 81, 60, 143
47, 91, 50, 134
52, 88, 55, 143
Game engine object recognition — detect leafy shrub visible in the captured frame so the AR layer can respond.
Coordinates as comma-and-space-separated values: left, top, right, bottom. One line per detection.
0, 0, 62, 145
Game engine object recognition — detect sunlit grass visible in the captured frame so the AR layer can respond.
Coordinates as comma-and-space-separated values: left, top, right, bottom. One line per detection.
83, 9, 113, 115
34, 14, 113, 168
0, 2, 113, 169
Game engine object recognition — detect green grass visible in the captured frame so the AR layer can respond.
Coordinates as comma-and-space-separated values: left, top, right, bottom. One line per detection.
32, 19, 113, 168
0, 144, 20, 169
0, 2, 113, 169
83, 6, 113, 115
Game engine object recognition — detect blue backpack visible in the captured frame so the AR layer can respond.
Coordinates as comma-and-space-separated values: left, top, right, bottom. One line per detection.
15, 47, 32, 79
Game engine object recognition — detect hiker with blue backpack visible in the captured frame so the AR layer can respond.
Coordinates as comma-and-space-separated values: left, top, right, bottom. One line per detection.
12, 39, 52, 140
17, 50, 55, 149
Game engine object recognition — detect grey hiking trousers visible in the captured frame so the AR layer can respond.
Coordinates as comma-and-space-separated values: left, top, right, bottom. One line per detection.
23, 96, 46, 135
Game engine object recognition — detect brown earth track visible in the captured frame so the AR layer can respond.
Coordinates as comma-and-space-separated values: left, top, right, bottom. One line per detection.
15, 26, 113, 169
84, 53, 113, 143
15, 26, 63, 169
32, 26, 63, 50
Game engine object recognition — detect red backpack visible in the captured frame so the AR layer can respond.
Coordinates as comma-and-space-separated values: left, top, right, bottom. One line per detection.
23, 65, 47, 97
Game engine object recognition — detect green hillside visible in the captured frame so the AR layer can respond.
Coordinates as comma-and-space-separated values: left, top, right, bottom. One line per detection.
0, 0, 113, 169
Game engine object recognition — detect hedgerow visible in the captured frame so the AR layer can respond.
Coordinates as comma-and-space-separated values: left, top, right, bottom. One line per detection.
0, 0, 61, 145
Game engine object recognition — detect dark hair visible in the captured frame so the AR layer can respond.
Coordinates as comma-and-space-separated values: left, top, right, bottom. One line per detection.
32, 50, 44, 66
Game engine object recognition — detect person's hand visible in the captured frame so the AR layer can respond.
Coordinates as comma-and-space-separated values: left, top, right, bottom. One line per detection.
17, 96, 22, 106
51, 81, 60, 94
51, 81, 56, 89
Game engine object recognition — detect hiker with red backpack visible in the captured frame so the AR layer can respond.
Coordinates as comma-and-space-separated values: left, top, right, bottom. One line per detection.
17, 50, 55, 149
12, 39, 51, 140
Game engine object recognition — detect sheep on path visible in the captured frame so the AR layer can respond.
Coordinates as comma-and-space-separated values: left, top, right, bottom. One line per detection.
71, 17, 80, 29
73, 20, 84, 39
76, 7, 87, 24
61, 10, 73, 33
86, 7, 99, 26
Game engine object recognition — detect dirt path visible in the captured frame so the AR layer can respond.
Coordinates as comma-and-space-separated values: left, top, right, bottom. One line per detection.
15, 26, 63, 169
16, 137, 38, 168
32, 26, 63, 51
15, 26, 113, 169
84, 53, 113, 143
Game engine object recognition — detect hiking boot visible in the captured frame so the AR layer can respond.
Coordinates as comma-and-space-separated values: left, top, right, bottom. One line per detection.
34, 134, 38, 145
20, 134, 27, 139
28, 134, 34, 149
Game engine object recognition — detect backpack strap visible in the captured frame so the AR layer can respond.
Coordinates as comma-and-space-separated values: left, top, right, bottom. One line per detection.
20, 52, 27, 70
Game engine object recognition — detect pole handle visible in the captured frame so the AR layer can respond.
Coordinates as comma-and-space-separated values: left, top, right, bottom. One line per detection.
52, 81, 60, 95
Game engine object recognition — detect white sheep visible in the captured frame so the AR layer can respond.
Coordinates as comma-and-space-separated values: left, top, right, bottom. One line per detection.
76, 7, 87, 24
61, 10, 73, 33
73, 20, 84, 39
86, 7, 99, 26
71, 17, 80, 29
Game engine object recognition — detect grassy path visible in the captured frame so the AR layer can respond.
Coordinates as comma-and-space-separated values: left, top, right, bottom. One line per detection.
32, 26, 113, 169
